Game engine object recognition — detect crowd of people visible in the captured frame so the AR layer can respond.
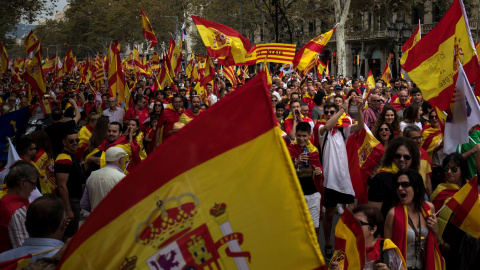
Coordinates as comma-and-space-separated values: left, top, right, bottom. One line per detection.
0, 67, 479, 269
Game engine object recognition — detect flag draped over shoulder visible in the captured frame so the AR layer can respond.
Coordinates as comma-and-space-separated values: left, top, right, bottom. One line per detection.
401, 0, 480, 111
333, 208, 365, 269
192, 15, 252, 66
22, 48, 47, 97
58, 75, 327, 270
292, 25, 337, 73
445, 176, 480, 239
23, 30, 40, 54
141, 9, 157, 48
346, 125, 385, 204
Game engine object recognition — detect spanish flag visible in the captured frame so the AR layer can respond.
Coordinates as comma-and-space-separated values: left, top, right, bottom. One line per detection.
254, 43, 296, 64
0, 254, 32, 270
58, 75, 327, 269
333, 207, 365, 269
380, 61, 392, 87
167, 35, 182, 75
293, 25, 337, 73
21, 47, 46, 98
23, 30, 40, 55
365, 70, 376, 97
401, 0, 480, 111
64, 47, 74, 74
201, 55, 215, 88
325, 60, 330, 77
421, 124, 443, 160
445, 176, 480, 239
316, 58, 327, 79
430, 182, 458, 237
0, 43, 8, 74
401, 20, 421, 53
141, 9, 157, 48
108, 41, 126, 103
192, 15, 252, 66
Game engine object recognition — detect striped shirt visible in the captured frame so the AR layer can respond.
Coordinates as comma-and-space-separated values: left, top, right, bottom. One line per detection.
8, 205, 28, 249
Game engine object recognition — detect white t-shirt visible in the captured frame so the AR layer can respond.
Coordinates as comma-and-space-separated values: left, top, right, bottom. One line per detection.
318, 125, 355, 196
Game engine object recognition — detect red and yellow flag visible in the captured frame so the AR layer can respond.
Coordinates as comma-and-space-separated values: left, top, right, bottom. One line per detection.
201, 55, 215, 88
22, 48, 46, 98
325, 60, 330, 77
401, 0, 480, 111
23, 30, 40, 55
141, 9, 157, 48
192, 15, 252, 66
402, 20, 421, 53
58, 75, 327, 270
445, 176, 480, 239
0, 253, 32, 270
167, 35, 182, 76
107, 41, 126, 104
223, 65, 236, 86
421, 124, 443, 160
316, 58, 327, 79
293, 25, 337, 73
380, 61, 392, 87
42, 54, 56, 73
0, 43, 8, 74
253, 43, 296, 64
333, 208, 365, 269
64, 47, 74, 75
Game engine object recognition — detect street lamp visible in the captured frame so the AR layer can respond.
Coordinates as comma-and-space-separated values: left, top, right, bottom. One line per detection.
387, 16, 413, 78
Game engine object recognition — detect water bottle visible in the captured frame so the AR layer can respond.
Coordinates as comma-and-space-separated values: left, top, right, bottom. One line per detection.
302, 147, 309, 168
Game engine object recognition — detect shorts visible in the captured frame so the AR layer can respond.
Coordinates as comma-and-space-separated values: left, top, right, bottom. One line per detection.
323, 187, 354, 208
305, 192, 321, 228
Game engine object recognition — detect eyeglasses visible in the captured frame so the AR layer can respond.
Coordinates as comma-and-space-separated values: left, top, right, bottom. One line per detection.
24, 179, 37, 189
443, 166, 458, 173
68, 138, 80, 144
410, 136, 423, 141
394, 153, 412, 160
324, 110, 337, 115
430, 115, 438, 119
358, 220, 374, 227
154, 104, 162, 107
379, 128, 389, 132
395, 182, 413, 189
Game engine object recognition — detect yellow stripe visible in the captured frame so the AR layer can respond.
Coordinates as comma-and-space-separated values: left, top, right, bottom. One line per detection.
61, 128, 325, 269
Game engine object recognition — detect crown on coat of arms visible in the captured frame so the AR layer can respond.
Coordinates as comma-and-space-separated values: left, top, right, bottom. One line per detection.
119, 256, 137, 270
209, 203, 226, 217
135, 193, 199, 249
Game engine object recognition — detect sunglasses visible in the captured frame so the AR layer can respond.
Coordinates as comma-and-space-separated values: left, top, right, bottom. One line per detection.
443, 166, 458, 173
395, 182, 413, 189
394, 153, 412, 160
358, 220, 374, 227
430, 115, 438, 119
324, 110, 337, 115
68, 139, 80, 144
379, 128, 389, 132
154, 104, 162, 107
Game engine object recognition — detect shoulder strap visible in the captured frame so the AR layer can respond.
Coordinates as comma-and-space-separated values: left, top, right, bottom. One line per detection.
320, 130, 329, 163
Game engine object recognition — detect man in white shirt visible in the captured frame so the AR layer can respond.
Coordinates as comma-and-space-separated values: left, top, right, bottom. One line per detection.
103, 96, 125, 123
206, 83, 217, 105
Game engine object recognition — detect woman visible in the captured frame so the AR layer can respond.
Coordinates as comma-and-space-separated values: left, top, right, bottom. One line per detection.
125, 118, 147, 161
421, 110, 446, 191
373, 104, 402, 136
420, 101, 433, 126
150, 100, 164, 120
88, 116, 110, 154
373, 122, 394, 148
330, 205, 406, 270
400, 103, 423, 132
29, 130, 56, 194
311, 92, 325, 123
430, 153, 480, 269
346, 90, 359, 122
385, 169, 445, 270
381, 87, 392, 103
77, 114, 99, 161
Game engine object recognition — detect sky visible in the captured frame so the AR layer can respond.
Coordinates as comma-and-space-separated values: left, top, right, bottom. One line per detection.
41, 0, 69, 23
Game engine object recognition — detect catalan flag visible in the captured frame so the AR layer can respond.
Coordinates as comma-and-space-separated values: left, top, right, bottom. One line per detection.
23, 30, 40, 55
22, 47, 46, 97
333, 207, 365, 269
380, 61, 392, 87
141, 9, 157, 48
0, 43, 8, 74
293, 25, 337, 73
445, 176, 480, 239
223, 65, 236, 86
254, 43, 296, 64
58, 75, 327, 270
401, 0, 480, 111
192, 15, 252, 66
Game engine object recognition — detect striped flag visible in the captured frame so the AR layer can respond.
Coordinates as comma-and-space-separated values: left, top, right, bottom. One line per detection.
223, 65, 236, 86
23, 30, 40, 55
254, 43, 296, 64
57, 75, 327, 270
333, 208, 365, 269
141, 9, 157, 48
21, 47, 46, 98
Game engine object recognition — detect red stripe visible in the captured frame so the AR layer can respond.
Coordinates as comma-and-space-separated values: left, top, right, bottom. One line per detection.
256, 49, 296, 54
55, 159, 72, 165
192, 16, 251, 51
449, 178, 478, 226
61, 75, 274, 259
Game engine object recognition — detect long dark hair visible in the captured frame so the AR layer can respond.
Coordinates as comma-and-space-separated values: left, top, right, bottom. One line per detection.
29, 130, 53, 159
89, 116, 110, 151
382, 136, 420, 171
373, 104, 401, 135
393, 169, 425, 212
442, 153, 468, 187
403, 103, 421, 124
373, 122, 394, 146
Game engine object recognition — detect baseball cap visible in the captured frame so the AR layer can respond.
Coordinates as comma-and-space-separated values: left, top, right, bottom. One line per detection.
334, 84, 342, 90
105, 147, 128, 161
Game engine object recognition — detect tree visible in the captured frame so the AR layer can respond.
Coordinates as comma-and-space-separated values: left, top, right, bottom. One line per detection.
333, 0, 352, 77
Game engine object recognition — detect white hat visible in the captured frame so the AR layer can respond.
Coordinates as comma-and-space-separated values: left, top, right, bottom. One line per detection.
105, 147, 128, 162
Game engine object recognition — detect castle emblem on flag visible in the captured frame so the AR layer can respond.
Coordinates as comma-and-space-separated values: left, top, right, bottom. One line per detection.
134, 194, 251, 270
212, 29, 231, 49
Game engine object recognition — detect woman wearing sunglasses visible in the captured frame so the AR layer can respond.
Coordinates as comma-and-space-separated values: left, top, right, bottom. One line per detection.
421, 110, 446, 191
430, 153, 480, 269
373, 104, 402, 137
368, 137, 420, 219
385, 169, 445, 270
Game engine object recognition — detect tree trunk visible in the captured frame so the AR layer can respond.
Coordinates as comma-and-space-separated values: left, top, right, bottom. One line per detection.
334, 0, 352, 77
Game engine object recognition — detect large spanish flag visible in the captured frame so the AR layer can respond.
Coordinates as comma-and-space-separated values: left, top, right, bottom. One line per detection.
292, 25, 337, 73
445, 176, 480, 239
333, 208, 366, 269
58, 75, 326, 269
192, 15, 252, 66
141, 9, 157, 48
401, 0, 480, 111
21, 47, 46, 98
23, 30, 40, 55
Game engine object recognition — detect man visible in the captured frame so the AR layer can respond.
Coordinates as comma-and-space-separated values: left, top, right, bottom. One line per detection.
288, 122, 323, 234
179, 96, 204, 125
333, 84, 344, 97
391, 89, 410, 120
206, 83, 217, 106
44, 99, 81, 157
55, 130, 83, 239
81, 147, 127, 212
16, 138, 37, 166
0, 195, 66, 262
333, 94, 344, 108
403, 125, 433, 197
275, 103, 285, 130
350, 79, 361, 95
363, 94, 382, 130
155, 96, 184, 146
302, 86, 316, 117
0, 161, 39, 252
95, 84, 107, 106
103, 96, 125, 123
316, 95, 364, 260
411, 87, 423, 104
124, 94, 149, 133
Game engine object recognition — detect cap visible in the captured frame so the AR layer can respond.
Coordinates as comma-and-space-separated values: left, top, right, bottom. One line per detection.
105, 147, 128, 162
334, 84, 342, 90
321, 78, 328, 82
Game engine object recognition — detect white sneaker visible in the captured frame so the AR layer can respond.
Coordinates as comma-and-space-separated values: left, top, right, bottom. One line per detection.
335, 204, 344, 215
